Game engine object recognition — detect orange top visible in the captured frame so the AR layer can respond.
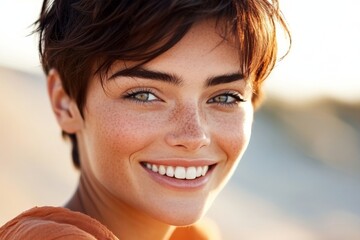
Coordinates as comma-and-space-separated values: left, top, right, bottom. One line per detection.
0, 207, 221, 240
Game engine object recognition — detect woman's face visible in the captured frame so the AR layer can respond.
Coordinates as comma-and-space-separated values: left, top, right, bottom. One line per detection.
78, 20, 254, 225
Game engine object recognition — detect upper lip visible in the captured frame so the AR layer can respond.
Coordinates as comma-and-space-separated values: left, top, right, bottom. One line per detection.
140, 158, 218, 167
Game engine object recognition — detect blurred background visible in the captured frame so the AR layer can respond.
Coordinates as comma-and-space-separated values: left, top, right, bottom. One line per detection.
1, 0, 359, 239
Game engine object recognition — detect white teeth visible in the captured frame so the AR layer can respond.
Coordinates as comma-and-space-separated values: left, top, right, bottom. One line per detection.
158, 165, 166, 175
202, 165, 209, 176
186, 167, 197, 180
196, 166, 202, 177
145, 163, 211, 179
166, 166, 174, 177
175, 166, 186, 179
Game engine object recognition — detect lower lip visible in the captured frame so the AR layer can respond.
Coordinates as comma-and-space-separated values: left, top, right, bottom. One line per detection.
142, 165, 214, 190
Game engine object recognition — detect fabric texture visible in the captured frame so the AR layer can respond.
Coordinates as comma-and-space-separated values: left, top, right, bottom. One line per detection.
0, 207, 118, 240
0, 207, 221, 240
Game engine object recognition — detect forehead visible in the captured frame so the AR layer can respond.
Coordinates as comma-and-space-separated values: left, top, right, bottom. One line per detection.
90, 19, 249, 101
105, 19, 241, 80
147, 19, 240, 71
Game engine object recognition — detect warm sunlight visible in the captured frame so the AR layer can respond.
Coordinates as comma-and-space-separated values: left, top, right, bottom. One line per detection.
1, 0, 359, 103
265, 0, 360, 102
1, 1, 359, 239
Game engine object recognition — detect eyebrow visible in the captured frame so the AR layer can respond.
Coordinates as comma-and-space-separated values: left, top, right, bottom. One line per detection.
205, 72, 245, 87
109, 67, 244, 87
109, 68, 181, 85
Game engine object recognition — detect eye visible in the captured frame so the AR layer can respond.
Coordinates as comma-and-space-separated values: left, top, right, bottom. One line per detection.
124, 89, 159, 102
207, 92, 246, 105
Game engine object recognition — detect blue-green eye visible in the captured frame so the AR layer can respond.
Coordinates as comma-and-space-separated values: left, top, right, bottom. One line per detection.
208, 92, 246, 105
124, 89, 159, 102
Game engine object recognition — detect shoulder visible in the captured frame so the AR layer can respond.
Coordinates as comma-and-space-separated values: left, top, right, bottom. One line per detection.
170, 218, 222, 240
0, 206, 118, 240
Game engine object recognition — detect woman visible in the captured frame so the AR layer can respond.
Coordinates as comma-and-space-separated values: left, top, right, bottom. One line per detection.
0, 0, 290, 239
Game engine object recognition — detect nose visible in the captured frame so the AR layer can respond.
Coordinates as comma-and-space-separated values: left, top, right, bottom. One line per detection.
165, 104, 210, 151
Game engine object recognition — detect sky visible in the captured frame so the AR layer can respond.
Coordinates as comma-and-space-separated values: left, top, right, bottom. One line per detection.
1, 0, 359, 103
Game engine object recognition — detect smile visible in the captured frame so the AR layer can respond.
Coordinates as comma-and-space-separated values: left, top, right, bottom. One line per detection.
143, 162, 210, 180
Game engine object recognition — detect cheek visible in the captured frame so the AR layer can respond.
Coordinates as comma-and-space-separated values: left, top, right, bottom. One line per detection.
204, 106, 253, 192
211, 107, 253, 161
82, 106, 167, 197
89, 110, 163, 159
82, 104, 165, 181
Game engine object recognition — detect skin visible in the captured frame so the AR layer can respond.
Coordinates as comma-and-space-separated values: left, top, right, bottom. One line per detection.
48, 20, 254, 240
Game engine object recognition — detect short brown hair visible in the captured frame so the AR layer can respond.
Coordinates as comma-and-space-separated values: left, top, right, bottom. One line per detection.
34, 0, 290, 168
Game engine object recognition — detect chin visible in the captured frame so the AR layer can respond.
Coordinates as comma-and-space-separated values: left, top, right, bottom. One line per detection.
159, 210, 205, 227
146, 195, 216, 227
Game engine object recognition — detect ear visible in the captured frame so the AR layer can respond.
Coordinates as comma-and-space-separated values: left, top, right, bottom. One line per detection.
47, 69, 83, 134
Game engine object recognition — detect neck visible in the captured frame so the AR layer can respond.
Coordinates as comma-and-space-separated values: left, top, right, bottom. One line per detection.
65, 173, 176, 240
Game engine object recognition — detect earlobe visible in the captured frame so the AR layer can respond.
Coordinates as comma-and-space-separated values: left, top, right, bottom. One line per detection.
47, 69, 83, 134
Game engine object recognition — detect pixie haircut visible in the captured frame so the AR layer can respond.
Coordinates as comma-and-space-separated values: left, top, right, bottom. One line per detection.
35, 0, 290, 168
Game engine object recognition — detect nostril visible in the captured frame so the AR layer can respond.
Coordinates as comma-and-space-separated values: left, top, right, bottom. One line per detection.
165, 130, 210, 151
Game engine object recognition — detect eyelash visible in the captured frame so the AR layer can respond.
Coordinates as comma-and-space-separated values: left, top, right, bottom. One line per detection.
123, 89, 246, 106
207, 91, 246, 106
123, 88, 160, 103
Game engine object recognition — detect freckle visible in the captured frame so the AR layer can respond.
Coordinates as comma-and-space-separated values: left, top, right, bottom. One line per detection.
168, 104, 183, 122
169, 104, 204, 136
